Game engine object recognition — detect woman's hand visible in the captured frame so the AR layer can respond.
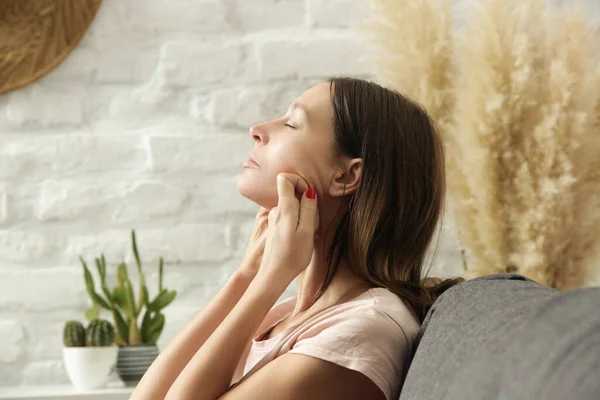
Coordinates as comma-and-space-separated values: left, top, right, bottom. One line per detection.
237, 207, 269, 280
256, 173, 319, 285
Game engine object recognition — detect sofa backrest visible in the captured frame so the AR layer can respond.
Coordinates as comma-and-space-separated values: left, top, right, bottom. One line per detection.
399, 273, 600, 400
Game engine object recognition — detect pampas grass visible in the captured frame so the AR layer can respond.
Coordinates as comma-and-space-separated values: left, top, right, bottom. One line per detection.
366, 0, 600, 289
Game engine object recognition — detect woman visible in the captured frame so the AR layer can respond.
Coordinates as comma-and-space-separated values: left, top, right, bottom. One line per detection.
131, 77, 465, 400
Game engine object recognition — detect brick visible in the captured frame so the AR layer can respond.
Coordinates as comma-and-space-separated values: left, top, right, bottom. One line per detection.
0, 230, 59, 263
228, 0, 305, 32
6, 85, 85, 127
107, 73, 180, 123
160, 42, 245, 87
308, 0, 370, 28
21, 360, 69, 385
0, 183, 35, 226
66, 232, 128, 266
0, 186, 7, 225
146, 135, 252, 174
200, 81, 317, 128
56, 135, 147, 175
0, 363, 19, 386
37, 180, 187, 223
129, 0, 231, 34
0, 268, 87, 310
83, 0, 129, 38
45, 46, 99, 82
37, 180, 111, 223
116, 181, 189, 222
132, 225, 231, 264
67, 224, 231, 266
232, 217, 259, 254
185, 175, 260, 218
189, 94, 212, 121
204, 88, 269, 129
0, 134, 146, 181
0, 320, 25, 363
93, 38, 159, 84
31, 335, 64, 362
259, 37, 372, 80
0, 136, 46, 180
31, 318, 75, 361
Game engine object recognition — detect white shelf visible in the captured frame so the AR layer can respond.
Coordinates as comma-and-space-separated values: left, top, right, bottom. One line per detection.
0, 383, 134, 400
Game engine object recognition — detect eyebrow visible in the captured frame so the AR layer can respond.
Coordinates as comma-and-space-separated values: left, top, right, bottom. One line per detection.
290, 102, 309, 120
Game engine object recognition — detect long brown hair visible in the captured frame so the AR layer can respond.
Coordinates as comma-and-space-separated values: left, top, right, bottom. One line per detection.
305, 77, 465, 324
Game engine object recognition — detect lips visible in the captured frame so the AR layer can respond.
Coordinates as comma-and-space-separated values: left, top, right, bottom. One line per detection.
243, 152, 261, 168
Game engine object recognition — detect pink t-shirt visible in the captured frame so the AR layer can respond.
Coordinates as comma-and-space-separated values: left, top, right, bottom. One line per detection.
231, 287, 421, 400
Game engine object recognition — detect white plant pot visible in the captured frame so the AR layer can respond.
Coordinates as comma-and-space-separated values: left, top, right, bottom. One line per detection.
63, 346, 119, 390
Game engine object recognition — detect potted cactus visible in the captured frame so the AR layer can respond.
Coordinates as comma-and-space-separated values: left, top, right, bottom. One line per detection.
79, 230, 177, 387
62, 319, 118, 389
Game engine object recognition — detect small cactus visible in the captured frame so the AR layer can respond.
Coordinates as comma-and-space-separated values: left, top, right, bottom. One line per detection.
86, 319, 115, 347
63, 320, 86, 347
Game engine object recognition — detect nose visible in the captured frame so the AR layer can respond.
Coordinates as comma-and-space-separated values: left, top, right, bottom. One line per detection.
249, 123, 268, 144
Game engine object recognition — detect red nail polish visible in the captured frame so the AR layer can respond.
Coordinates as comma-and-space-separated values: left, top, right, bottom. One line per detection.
306, 188, 316, 199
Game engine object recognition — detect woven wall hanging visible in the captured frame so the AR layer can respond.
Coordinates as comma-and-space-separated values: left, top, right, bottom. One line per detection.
0, 0, 102, 94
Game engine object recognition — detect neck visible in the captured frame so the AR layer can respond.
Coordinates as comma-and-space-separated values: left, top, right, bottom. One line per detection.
288, 215, 372, 319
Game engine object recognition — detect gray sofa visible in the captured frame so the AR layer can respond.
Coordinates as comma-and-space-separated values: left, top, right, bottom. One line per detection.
399, 273, 600, 400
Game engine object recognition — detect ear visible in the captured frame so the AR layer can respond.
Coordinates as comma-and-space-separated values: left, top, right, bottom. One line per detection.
328, 158, 362, 197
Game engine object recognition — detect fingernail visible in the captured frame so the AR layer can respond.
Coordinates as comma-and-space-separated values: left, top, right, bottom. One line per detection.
306, 188, 316, 199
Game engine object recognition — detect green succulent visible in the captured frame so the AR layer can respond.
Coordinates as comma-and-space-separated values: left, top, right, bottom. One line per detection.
80, 230, 177, 345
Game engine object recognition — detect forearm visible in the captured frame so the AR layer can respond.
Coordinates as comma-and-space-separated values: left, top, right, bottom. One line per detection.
130, 270, 256, 400
165, 271, 290, 400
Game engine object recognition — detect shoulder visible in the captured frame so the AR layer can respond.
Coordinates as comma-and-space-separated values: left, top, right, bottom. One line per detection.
369, 287, 421, 341
284, 289, 419, 399
288, 287, 420, 352
303, 287, 420, 341
290, 295, 417, 360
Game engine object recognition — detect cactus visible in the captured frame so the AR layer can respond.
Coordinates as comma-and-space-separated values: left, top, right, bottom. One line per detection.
63, 320, 86, 347
86, 319, 115, 347
79, 230, 177, 345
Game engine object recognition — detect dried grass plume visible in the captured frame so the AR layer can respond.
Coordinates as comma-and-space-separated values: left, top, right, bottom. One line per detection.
365, 0, 600, 289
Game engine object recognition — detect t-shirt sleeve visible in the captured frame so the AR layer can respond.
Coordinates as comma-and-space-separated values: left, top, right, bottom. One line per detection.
287, 309, 413, 400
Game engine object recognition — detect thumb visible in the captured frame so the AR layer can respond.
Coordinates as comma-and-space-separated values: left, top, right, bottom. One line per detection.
299, 188, 319, 232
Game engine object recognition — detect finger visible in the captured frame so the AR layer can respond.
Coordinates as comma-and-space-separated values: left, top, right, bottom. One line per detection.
277, 173, 309, 200
298, 187, 319, 232
276, 173, 303, 218
268, 206, 278, 227
256, 207, 269, 220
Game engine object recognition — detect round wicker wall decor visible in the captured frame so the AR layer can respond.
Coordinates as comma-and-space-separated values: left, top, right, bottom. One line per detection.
0, 0, 102, 94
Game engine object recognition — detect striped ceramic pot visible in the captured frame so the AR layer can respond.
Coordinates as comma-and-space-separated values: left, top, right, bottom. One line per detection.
115, 344, 159, 387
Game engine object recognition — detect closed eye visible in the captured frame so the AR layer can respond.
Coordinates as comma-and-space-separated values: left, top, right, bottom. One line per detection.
284, 123, 296, 129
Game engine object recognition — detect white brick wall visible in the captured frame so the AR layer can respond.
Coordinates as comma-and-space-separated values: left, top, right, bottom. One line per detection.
0, 0, 466, 386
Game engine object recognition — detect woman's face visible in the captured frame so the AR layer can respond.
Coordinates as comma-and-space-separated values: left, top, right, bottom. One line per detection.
237, 82, 337, 209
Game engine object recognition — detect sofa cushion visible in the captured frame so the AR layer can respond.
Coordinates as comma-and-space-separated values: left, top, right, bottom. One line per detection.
399, 273, 600, 400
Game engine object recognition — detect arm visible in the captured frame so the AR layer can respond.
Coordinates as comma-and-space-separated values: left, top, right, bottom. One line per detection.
166, 174, 319, 399
163, 274, 387, 400
164, 271, 291, 400
219, 352, 387, 400
129, 270, 255, 400
130, 208, 269, 400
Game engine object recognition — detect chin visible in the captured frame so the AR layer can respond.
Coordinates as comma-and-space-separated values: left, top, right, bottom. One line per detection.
237, 173, 277, 209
